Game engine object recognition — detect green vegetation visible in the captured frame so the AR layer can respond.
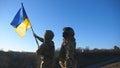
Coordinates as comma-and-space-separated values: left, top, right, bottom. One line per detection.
0, 46, 120, 68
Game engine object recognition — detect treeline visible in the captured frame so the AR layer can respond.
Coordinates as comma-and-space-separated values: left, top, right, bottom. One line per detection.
75, 46, 120, 67
76, 45, 120, 53
0, 45, 120, 68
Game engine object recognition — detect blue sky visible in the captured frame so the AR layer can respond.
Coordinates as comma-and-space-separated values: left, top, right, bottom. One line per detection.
0, 0, 120, 52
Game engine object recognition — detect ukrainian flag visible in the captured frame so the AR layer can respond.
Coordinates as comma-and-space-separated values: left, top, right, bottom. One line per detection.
10, 3, 31, 37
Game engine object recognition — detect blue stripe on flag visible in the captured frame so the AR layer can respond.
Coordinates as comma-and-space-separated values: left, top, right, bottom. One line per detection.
10, 8, 24, 28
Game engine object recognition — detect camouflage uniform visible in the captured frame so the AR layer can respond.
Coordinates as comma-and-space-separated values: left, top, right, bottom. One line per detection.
59, 27, 76, 68
35, 30, 55, 68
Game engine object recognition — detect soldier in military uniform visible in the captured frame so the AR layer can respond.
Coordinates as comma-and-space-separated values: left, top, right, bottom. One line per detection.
34, 30, 55, 68
59, 27, 76, 68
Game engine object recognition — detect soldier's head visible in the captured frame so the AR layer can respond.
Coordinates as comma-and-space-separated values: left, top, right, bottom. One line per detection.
63, 27, 74, 39
44, 30, 54, 41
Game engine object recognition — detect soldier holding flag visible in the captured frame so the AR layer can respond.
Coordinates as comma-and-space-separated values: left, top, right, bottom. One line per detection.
34, 30, 55, 68
10, 3, 55, 68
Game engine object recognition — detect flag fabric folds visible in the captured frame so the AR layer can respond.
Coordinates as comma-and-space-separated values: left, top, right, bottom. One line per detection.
10, 4, 31, 37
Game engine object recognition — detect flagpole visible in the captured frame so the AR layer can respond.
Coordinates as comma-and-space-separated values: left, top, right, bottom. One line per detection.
21, 3, 39, 48
31, 26, 40, 48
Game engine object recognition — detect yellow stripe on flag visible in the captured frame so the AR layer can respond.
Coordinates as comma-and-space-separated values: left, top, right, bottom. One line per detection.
14, 18, 31, 37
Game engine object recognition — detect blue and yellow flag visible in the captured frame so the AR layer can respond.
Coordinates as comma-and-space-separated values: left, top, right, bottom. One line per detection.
10, 3, 31, 37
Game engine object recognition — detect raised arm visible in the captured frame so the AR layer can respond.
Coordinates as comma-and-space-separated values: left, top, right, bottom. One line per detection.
34, 33, 44, 42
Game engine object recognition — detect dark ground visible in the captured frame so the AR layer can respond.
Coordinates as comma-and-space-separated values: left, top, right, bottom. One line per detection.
0, 48, 120, 68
